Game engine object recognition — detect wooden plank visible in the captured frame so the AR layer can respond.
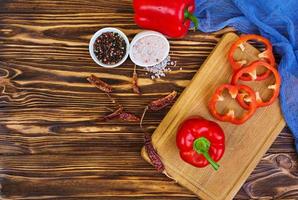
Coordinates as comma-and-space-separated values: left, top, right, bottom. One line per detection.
142, 33, 286, 200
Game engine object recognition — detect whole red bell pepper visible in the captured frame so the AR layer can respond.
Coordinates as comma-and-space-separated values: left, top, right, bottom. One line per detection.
133, 0, 198, 38
176, 117, 225, 170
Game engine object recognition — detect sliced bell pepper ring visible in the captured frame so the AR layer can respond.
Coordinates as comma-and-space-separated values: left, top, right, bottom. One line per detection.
208, 84, 257, 125
231, 61, 281, 108
228, 34, 275, 81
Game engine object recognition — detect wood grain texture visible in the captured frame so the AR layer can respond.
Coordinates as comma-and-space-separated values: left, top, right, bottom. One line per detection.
0, 0, 297, 199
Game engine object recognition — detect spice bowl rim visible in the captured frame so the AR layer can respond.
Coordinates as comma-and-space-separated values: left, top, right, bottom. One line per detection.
89, 27, 130, 68
129, 30, 170, 68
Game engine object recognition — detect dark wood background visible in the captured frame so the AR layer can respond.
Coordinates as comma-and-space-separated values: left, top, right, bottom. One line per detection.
1, 0, 297, 199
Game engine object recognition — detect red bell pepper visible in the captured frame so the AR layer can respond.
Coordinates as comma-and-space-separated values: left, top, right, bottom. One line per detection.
228, 34, 275, 81
176, 117, 225, 170
133, 0, 198, 38
231, 61, 281, 108
208, 84, 257, 125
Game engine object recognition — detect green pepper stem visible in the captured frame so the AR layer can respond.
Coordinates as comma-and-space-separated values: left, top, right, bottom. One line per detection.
193, 137, 219, 171
184, 9, 199, 30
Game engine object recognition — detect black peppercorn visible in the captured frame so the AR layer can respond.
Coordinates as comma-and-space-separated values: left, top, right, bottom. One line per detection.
93, 32, 127, 65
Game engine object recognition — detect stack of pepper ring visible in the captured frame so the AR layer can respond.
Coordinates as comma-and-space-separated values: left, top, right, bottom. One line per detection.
208, 34, 282, 125
228, 34, 276, 81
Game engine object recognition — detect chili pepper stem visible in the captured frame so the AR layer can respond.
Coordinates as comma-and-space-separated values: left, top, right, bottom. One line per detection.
104, 106, 114, 112
140, 106, 149, 129
184, 9, 199, 31
105, 93, 116, 104
193, 137, 219, 171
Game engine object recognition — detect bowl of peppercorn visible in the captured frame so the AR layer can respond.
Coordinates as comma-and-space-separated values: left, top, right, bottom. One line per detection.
89, 27, 129, 68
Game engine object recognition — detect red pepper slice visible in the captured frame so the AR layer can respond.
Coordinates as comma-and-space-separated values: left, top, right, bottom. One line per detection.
176, 117, 225, 170
231, 61, 281, 108
208, 84, 257, 125
133, 0, 198, 38
228, 34, 275, 81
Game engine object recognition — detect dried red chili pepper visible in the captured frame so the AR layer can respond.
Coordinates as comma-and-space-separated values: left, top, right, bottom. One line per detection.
132, 65, 141, 95
231, 61, 281, 108
103, 106, 140, 122
144, 132, 174, 179
148, 91, 177, 111
144, 132, 165, 172
119, 112, 140, 122
228, 34, 275, 81
87, 74, 112, 93
140, 91, 178, 127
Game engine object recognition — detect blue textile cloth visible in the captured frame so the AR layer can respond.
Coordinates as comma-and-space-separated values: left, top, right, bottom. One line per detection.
195, 0, 298, 152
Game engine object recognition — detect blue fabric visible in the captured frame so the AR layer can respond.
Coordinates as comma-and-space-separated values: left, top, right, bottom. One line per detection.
195, 0, 298, 152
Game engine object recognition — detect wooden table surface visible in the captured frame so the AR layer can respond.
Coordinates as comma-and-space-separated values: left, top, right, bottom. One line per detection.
1, 1, 297, 199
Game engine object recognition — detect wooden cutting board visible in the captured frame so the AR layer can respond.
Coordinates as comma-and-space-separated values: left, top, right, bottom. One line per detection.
141, 33, 285, 200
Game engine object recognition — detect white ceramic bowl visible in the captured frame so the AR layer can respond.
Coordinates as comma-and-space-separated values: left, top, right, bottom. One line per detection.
89, 27, 130, 68
129, 31, 170, 67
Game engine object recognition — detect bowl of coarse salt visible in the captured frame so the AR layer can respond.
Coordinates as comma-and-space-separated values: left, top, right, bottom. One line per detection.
129, 31, 170, 67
